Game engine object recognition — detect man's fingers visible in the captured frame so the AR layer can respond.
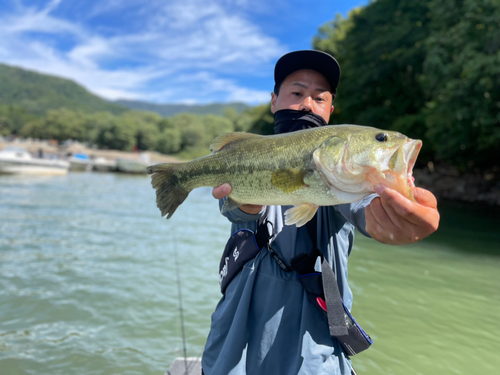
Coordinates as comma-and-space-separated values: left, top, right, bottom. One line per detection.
366, 197, 406, 243
212, 183, 232, 199
375, 184, 439, 237
375, 185, 430, 227
412, 187, 438, 209
367, 196, 397, 230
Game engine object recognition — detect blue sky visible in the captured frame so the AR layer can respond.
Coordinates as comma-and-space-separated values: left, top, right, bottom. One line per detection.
0, 0, 367, 105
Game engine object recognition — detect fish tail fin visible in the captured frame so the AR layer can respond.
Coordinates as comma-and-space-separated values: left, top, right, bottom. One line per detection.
147, 163, 190, 219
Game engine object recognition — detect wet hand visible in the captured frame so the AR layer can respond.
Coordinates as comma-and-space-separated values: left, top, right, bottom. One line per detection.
365, 185, 440, 245
212, 183, 264, 215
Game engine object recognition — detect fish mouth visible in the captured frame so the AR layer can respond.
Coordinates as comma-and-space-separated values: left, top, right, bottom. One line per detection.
405, 139, 422, 189
373, 138, 422, 200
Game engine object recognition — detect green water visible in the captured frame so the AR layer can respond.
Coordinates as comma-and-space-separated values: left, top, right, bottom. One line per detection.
0, 173, 499, 375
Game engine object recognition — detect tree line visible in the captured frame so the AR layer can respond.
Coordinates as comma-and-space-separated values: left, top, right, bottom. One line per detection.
0, 104, 273, 159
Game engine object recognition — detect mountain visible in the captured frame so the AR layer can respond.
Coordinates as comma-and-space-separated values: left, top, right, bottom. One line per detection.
0, 63, 127, 115
0, 63, 251, 117
114, 99, 250, 117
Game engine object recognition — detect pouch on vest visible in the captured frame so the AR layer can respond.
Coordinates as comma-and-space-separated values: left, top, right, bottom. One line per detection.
338, 304, 373, 356
219, 229, 261, 294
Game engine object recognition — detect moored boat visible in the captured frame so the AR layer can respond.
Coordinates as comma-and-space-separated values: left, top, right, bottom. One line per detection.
0, 147, 69, 175
116, 153, 149, 174
69, 153, 91, 171
92, 157, 117, 172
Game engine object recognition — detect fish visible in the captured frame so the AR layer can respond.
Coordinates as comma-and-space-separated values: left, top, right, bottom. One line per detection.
147, 125, 422, 227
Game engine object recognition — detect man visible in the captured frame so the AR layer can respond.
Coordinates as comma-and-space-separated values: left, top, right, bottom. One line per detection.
202, 50, 439, 375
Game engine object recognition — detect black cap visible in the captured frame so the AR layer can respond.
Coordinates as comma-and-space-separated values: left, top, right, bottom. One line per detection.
274, 50, 341, 97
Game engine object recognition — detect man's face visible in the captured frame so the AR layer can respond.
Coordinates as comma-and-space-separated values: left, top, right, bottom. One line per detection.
271, 69, 334, 123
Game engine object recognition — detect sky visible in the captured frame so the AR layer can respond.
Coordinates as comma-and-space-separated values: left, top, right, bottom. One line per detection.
0, 0, 368, 105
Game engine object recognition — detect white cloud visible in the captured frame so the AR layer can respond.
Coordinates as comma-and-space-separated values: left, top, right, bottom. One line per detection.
0, 0, 284, 104
1, 0, 84, 37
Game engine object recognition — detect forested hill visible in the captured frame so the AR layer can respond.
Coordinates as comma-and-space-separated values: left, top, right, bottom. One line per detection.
0, 64, 127, 115
115, 100, 249, 117
0, 63, 251, 118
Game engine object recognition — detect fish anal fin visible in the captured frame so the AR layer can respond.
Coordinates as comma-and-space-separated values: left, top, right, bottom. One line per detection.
210, 132, 261, 153
221, 196, 244, 214
271, 169, 307, 194
284, 203, 319, 227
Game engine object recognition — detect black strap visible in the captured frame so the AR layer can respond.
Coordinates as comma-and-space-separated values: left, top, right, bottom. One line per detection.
255, 219, 271, 249
305, 215, 348, 337
256, 218, 292, 272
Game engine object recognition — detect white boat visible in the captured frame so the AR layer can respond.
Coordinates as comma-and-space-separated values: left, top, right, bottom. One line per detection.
69, 153, 91, 172
116, 153, 150, 174
0, 147, 69, 175
92, 157, 117, 172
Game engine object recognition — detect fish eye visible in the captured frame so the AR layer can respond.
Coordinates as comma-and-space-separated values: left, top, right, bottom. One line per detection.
375, 133, 388, 142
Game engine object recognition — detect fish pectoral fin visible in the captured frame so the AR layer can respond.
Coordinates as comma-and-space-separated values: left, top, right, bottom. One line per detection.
220, 196, 244, 214
271, 169, 307, 194
210, 132, 262, 153
284, 203, 319, 227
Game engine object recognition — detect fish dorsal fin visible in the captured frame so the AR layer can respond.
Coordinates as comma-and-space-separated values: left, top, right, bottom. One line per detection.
210, 132, 261, 153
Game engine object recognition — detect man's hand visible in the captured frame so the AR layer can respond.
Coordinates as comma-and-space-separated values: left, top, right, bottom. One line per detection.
212, 183, 264, 215
365, 184, 440, 245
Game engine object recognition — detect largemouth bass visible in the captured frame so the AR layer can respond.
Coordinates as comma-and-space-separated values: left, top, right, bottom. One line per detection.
147, 125, 422, 227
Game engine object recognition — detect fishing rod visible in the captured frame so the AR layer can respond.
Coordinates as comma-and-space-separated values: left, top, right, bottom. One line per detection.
167, 226, 202, 375
173, 229, 189, 375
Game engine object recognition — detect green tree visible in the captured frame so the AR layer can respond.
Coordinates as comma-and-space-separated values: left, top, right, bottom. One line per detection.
20, 108, 86, 141
202, 114, 234, 145
94, 116, 136, 151
156, 128, 182, 154
83, 111, 116, 145
0, 105, 37, 135
246, 104, 275, 135
422, 0, 500, 169
223, 107, 253, 132
0, 116, 13, 136
314, 0, 431, 133
313, 0, 500, 170
121, 111, 162, 151
171, 113, 205, 152
313, 10, 361, 59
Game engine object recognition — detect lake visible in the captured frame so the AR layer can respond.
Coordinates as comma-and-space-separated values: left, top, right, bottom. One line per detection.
1, 173, 499, 375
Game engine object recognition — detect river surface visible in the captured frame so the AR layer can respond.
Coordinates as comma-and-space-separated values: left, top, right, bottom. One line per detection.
0, 173, 499, 375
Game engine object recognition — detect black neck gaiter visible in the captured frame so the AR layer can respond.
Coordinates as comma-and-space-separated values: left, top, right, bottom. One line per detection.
273, 109, 327, 134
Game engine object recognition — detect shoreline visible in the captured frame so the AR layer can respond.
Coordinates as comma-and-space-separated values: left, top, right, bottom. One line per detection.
413, 164, 500, 207
0, 139, 182, 164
